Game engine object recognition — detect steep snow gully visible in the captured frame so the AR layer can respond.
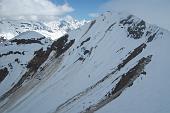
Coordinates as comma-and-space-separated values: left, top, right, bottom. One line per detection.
0, 11, 170, 113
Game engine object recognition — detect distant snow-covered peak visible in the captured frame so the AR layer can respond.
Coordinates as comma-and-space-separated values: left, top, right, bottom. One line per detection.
46, 15, 88, 32
0, 16, 88, 40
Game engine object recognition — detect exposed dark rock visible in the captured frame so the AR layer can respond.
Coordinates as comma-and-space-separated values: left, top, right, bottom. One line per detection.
78, 57, 85, 61
120, 15, 146, 39
105, 22, 116, 33
116, 47, 125, 53
27, 34, 75, 74
127, 20, 146, 39
51, 34, 75, 58
74, 57, 85, 63
112, 55, 152, 94
84, 50, 90, 55
147, 33, 157, 43
117, 43, 147, 70
27, 47, 51, 72
146, 31, 152, 37
84, 47, 93, 56
10, 37, 45, 45
141, 71, 146, 75
15, 58, 20, 63
0, 67, 9, 83
8, 63, 13, 69
0, 51, 25, 58
120, 15, 133, 26
80, 37, 91, 46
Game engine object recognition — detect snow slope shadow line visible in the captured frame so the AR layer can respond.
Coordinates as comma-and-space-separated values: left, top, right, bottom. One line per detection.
97, 22, 116, 44
80, 20, 96, 39
54, 43, 147, 113
83, 55, 152, 113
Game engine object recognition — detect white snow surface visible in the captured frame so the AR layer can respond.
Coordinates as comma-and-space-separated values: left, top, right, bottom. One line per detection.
0, 16, 87, 40
0, 31, 53, 97
0, 11, 170, 113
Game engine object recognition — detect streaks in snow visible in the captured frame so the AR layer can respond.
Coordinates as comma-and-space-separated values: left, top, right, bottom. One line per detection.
81, 20, 96, 39
84, 55, 152, 113
54, 43, 148, 113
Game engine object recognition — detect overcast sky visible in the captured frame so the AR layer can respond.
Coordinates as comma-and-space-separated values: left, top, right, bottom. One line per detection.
101, 0, 170, 30
0, 0, 169, 30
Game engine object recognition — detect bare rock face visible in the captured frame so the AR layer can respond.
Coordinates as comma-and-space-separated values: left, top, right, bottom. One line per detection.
0, 67, 8, 83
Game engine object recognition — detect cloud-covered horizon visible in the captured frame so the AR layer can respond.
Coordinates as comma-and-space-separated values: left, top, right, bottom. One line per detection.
101, 0, 170, 30
0, 0, 74, 20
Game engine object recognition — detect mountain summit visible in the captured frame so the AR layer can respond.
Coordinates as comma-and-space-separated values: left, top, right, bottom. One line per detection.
0, 11, 170, 113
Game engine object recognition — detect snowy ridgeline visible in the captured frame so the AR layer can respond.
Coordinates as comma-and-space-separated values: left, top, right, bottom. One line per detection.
0, 11, 170, 113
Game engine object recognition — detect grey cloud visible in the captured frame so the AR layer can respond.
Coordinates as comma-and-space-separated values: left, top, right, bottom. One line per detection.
101, 0, 170, 30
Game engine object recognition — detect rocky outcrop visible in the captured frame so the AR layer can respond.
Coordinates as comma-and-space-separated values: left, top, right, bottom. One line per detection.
0, 67, 8, 83
0, 33, 75, 101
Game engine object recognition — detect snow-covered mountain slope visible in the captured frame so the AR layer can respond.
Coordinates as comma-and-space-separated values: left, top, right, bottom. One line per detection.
46, 15, 87, 33
0, 19, 52, 39
0, 11, 170, 113
0, 31, 52, 97
0, 16, 87, 40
